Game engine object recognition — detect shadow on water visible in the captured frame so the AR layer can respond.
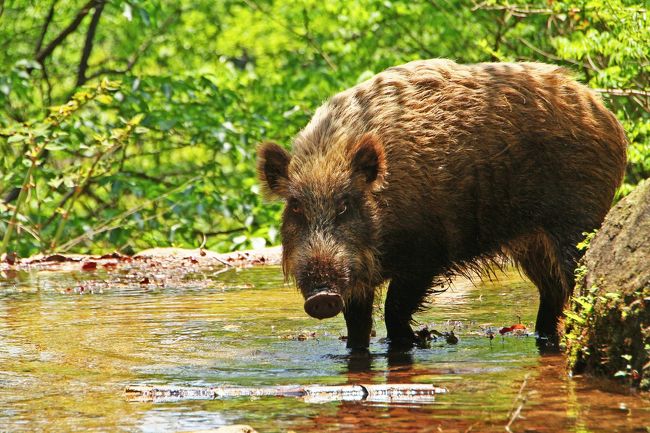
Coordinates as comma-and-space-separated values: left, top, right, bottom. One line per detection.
0, 265, 648, 432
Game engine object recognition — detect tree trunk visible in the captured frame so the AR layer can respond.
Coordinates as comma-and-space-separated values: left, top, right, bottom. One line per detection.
565, 179, 650, 390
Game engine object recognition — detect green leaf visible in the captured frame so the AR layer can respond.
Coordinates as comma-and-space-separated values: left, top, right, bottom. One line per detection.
96, 94, 113, 105
130, 113, 145, 126
7, 134, 27, 144
565, 311, 586, 325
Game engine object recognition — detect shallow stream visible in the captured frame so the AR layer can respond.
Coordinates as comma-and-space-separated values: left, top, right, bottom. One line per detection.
0, 263, 648, 432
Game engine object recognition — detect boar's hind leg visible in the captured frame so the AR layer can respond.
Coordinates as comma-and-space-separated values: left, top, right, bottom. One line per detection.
343, 293, 375, 351
514, 232, 580, 346
385, 273, 435, 349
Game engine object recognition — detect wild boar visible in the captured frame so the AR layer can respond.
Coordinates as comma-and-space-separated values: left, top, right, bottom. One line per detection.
257, 59, 627, 350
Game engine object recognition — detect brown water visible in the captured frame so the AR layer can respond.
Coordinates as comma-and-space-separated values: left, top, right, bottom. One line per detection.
0, 265, 648, 432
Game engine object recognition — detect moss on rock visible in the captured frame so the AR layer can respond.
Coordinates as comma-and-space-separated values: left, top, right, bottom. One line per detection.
565, 179, 650, 390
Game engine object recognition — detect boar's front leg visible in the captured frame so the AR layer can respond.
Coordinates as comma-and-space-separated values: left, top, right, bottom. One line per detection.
385, 274, 434, 349
343, 292, 374, 351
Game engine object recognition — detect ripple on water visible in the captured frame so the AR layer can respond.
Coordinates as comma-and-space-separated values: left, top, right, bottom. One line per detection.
0, 266, 648, 432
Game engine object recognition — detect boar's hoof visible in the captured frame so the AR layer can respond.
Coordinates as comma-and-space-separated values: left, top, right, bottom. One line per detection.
304, 291, 344, 319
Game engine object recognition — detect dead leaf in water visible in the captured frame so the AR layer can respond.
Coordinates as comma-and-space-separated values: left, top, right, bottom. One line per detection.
280, 331, 317, 341
1, 252, 18, 265
99, 252, 127, 260
42, 254, 79, 263
81, 261, 97, 271
499, 323, 528, 335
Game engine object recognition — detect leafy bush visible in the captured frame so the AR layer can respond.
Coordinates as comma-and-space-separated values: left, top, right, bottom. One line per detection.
1, 0, 648, 256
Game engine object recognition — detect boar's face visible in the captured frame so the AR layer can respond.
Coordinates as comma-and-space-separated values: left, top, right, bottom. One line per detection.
257, 134, 385, 319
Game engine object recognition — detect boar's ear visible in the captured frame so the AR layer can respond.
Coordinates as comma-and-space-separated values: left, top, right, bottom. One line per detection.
257, 142, 291, 199
351, 133, 386, 189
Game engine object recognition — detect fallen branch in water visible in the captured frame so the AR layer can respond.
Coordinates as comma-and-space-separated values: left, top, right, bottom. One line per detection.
505, 374, 530, 433
125, 383, 447, 404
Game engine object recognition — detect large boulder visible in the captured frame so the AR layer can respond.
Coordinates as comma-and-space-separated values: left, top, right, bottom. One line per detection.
565, 179, 650, 390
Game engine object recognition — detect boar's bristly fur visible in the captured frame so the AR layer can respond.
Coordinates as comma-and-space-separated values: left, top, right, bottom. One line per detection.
257, 59, 627, 350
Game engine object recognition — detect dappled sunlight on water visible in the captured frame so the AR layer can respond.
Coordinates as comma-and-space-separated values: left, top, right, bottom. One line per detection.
0, 266, 648, 432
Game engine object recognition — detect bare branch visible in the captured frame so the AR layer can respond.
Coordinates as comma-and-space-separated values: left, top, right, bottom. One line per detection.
301, 8, 338, 71
35, 0, 59, 55
87, 9, 182, 80
489, 10, 510, 61
594, 88, 650, 98
76, 0, 106, 87
35, 0, 98, 65
41, 52, 54, 104
42, 187, 79, 230
199, 227, 246, 237
517, 37, 586, 68
389, 13, 436, 57
84, 187, 109, 207
242, 0, 337, 71
472, 1, 579, 16
57, 176, 201, 251
596, 88, 650, 113
118, 170, 174, 187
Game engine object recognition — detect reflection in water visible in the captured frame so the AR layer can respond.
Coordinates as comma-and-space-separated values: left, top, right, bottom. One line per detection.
0, 266, 648, 432
343, 351, 373, 373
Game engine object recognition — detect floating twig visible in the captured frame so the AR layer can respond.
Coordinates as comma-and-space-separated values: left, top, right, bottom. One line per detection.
125, 383, 447, 404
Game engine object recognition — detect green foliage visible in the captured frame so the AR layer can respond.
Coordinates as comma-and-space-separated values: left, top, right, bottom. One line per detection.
565, 230, 649, 390
565, 282, 649, 390
0, 0, 648, 256
576, 231, 597, 252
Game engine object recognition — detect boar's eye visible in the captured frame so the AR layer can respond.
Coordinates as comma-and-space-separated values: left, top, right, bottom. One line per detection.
288, 198, 303, 215
336, 197, 349, 216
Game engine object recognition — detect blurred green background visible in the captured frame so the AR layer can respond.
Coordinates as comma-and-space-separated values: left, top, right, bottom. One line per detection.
0, 0, 648, 257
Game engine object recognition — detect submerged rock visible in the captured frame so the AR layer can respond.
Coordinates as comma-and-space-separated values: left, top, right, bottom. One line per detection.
565, 179, 650, 389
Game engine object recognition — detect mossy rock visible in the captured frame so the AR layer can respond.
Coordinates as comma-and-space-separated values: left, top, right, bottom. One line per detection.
565, 179, 650, 390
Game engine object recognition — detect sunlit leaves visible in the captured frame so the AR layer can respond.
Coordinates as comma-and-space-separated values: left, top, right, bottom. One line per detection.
0, 0, 648, 256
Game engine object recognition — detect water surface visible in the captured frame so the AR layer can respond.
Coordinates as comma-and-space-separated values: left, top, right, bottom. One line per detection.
0, 263, 648, 432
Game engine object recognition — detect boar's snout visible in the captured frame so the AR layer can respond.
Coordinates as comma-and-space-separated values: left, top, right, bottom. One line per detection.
303, 288, 344, 319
